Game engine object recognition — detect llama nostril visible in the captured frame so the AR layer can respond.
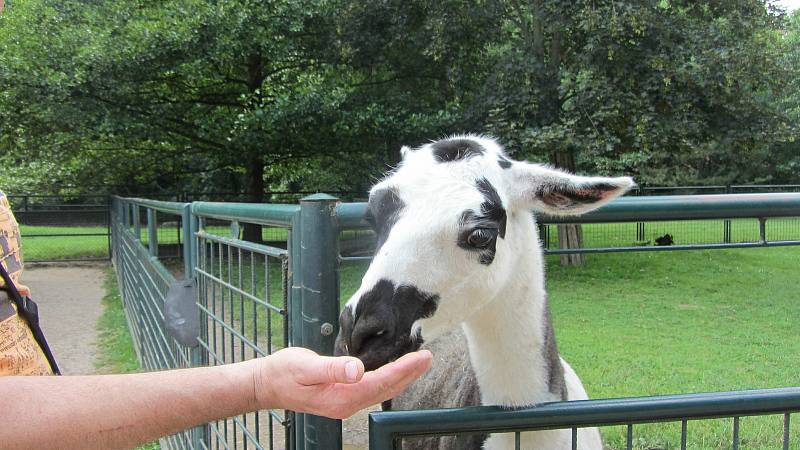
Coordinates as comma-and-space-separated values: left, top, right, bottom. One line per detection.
350, 322, 391, 356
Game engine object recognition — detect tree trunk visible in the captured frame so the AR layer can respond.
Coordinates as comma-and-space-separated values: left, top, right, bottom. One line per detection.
551, 146, 585, 266
242, 152, 265, 243
241, 52, 266, 243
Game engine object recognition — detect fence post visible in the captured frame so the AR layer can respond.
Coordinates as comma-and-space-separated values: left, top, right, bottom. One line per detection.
182, 204, 196, 280
289, 211, 305, 450
122, 201, 130, 229
183, 203, 207, 449
147, 209, 158, 257
296, 194, 342, 450
106, 195, 113, 260
133, 205, 141, 241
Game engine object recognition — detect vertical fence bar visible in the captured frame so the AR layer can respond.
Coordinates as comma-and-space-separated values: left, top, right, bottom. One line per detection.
147, 209, 158, 257
133, 205, 142, 241
723, 219, 732, 243
184, 204, 207, 449
289, 212, 305, 450
626, 424, 633, 450
298, 194, 342, 450
123, 201, 130, 229
183, 204, 194, 279
680, 419, 687, 450
784, 413, 791, 450
107, 195, 113, 260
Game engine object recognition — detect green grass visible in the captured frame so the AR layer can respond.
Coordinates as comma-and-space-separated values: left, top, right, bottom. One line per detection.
95, 268, 141, 374
95, 268, 160, 450
547, 248, 800, 449
336, 248, 800, 449
19, 225, 109, 260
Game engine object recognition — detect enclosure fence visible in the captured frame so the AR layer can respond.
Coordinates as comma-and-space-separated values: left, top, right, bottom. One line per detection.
111, 193, 800, 450
17, 185, 800, 262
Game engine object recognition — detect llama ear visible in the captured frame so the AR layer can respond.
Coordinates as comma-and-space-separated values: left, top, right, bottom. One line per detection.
400, 145, 412, 160
509, 163, 635, 216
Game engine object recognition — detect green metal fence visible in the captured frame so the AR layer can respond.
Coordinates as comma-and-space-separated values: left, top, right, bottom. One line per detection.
368, 389, 800, 450
112, 198, 200, 449
111, 195, 342, 450
111, 192, 800, 450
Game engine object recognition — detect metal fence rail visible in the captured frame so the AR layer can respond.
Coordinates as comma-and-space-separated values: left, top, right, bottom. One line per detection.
18, 187, 800, 262
368, 388, 800, 450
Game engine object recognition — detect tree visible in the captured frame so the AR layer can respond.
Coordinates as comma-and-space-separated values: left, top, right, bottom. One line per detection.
456, 1, 791, 264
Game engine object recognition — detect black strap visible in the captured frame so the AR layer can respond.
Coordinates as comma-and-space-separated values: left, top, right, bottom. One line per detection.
0, 262, 61, 375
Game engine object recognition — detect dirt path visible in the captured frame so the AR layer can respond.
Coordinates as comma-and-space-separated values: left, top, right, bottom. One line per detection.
22, 265, 107, 375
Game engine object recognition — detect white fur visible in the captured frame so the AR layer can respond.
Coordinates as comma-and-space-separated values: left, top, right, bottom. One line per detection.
346, 135, 633, 449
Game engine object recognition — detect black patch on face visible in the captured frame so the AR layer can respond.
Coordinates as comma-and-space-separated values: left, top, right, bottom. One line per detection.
536, 182, 617, 209
365, 187, 405, 251
431, 139, 485, 163
334, 279, 439, 371
476, 178, 507, 239
497, 155, 512, 169
457, 178, 507, 265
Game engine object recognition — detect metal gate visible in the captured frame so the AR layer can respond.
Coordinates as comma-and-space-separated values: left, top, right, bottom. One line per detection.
111, 195, 342, 450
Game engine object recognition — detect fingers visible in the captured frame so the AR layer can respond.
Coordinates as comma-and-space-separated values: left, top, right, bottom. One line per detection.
295, 354, 365, 386
339, 350, 432, 410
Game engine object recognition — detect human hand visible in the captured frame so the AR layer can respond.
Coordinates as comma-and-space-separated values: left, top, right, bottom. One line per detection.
250, 347, 432, 419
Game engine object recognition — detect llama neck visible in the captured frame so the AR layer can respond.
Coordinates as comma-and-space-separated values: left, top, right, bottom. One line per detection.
461, 214, 563, 407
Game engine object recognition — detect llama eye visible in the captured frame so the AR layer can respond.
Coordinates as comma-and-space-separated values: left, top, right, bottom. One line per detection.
467, 228, 497, 248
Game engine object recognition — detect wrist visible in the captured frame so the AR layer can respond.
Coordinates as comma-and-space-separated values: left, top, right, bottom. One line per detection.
240, 357, 275, 411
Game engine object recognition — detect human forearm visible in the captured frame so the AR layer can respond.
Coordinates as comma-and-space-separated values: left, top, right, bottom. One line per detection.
0, 348, 432, 450
0, 362, 255, 450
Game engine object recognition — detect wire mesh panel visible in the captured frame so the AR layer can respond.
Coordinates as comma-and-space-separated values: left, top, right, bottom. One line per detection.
194, 222, 291, 450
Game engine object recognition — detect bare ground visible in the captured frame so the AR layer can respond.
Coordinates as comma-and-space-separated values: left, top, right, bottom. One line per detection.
21, 264, 107, 375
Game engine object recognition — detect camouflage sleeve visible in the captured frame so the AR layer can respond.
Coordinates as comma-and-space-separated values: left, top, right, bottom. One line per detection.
0, 192, 29, 297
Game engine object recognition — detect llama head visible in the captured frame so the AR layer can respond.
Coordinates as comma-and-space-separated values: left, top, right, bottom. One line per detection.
334, 135, 634, 370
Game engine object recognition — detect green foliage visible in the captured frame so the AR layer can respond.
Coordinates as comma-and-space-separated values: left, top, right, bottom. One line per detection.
0, 1, 797, 195
470, 1, 793, 184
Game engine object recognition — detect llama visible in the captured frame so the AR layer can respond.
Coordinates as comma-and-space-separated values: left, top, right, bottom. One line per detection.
334, 135, 634, 449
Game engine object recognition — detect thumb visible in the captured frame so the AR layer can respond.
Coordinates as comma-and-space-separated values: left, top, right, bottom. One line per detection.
299, 355, 365, 386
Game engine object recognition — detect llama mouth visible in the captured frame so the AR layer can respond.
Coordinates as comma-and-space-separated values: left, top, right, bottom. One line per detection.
334, 279, 438, 371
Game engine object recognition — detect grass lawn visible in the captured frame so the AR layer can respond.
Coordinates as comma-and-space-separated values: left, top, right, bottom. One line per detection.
546, 248, 800, 449
338, 248, 800, 449
19, 225, 109, 260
